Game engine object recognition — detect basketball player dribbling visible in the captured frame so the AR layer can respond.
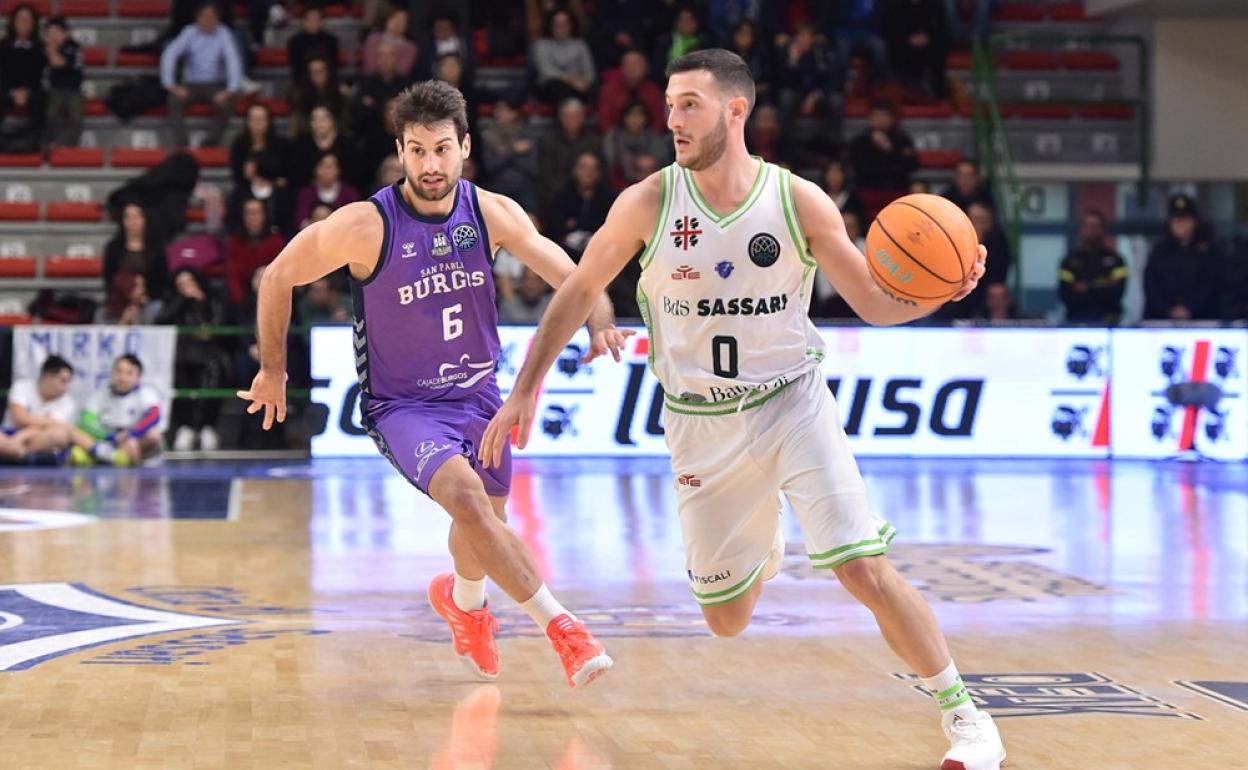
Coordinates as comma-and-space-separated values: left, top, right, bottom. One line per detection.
239, 81, 623, 689
480, 50, 1008, 769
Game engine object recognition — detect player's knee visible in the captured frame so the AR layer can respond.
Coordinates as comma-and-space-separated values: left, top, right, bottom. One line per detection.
702, 605, 752, 637
833, 556, 888, 606
441, 488, 495, 528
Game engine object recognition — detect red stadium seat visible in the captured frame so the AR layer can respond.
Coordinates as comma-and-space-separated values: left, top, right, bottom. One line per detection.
0, 257, 37, 278
0, 153, 43, 168
946, 49, 972, 70
49, 147, 106, 168
189, 147, 229, 168
115, 51, 159, 67
901, 103, 954, 120
85, 98, 108, 116
60, 0, 112, 15
0, 313, 33, 325
0, 0, 49, 13
999, 50, 1061, 70
0, 203, 40, 221
917, 149, 964, 169
1003, 104, 1075, 120
45, 255, 104, 278
992, 3, 1045, 22
1060, 51, 1119, 71
255, 47, 289, 67
82, 46, 109, 66
185, 207, 206, 223
265, 97, 291, 117
858, 188, 907, 220
1079, 104, 1135, 120
1049, 2, 1095, 22
47, 201, 104, 222
844, 99, 870, 119
117, 0, 168, 17
112, 148, 167, 167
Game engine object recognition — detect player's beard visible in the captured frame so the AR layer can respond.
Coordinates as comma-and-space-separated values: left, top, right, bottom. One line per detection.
678, 114, 728, 171
406, 162, 460, 202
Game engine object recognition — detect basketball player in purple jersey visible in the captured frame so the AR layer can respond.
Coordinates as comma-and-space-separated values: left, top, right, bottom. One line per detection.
238, 81, 622, 688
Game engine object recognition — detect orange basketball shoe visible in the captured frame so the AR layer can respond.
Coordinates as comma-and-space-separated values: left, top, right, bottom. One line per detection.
427, 573, 500, 680
546, 614, 613, 688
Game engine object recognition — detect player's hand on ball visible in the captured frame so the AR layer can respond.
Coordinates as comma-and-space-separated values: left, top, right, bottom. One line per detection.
480, 393, 536, 468
950, 244, 987, 302
237, 369, 288, 431
583, 327, 636, 363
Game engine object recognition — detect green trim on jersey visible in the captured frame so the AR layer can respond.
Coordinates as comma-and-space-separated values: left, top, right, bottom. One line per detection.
808, 524, 898, 569
682, 157, 769, 227
663, 376, 797, 416
779, 168, 815, 267
639, 165, 673, 271
691, 561, 764, 606
636, 284, 656, 368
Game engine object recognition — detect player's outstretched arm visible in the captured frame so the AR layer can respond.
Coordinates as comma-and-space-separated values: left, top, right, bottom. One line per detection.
237, 202, 381, 429
790, 176, 986, 326
479, 190, 632, 363
478, 173, 661, 467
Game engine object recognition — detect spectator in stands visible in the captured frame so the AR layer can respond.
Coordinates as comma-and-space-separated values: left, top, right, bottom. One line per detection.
70, 354, 162, 467
157, 268, 230, 451
230, 152, 293, 235
299, 278, 351, 322
104, 203, 170, 303
492, 209, 545, 303
43, 17, 83, 148
104, 273, 161, 325
289, 105, 355, 190
881, 0, 949, 99
604, 101, 670, 188
547, 152, 615, 259
847, 100, 918, 191
353, 41, 406, 136
532, 10, 597, 106
745, 103, 788, 166
161, 1, 241, 148
1059, 210, 1128, 325
363, 5, 417, 78
374, 155, 403, 193
776, 21, 842, 119
287, 2, 340, 85
290, 57, 351, 137
1225, 238, 1248, 321
941, 160, 993, 212
499, 266, 554, 323
434, 54, 478, 129
230, 102, 290, 190
480, 96, 540, 210
226, 198, 284, 305
598, 49, 666, 133
982, 283, 1016, 321
294, 152, 360, 229
417, 15, 474, 82
812, 210, 864, 319
958, 201, 1010, 317
909, 180, 931, 194
355, 94, 399, 192
2, 355, 76, 461
586, 0, 653, 70
822, 159, 865, 221
652, 6, 706, 78
1144, 194, 1223, 321
538, 98, 603, 208
724, 21, 773, 104
0, 3, 46, 151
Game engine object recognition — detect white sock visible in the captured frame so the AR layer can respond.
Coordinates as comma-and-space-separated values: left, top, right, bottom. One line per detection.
519, 584, 570, 630
921, 660, 978, 723
451, 573, 487, 612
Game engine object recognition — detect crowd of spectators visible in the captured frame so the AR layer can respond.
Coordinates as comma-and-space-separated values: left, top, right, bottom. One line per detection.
2, 0, 1247, 452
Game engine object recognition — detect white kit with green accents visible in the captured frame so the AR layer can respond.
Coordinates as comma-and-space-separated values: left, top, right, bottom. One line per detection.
637, 159, 827, 416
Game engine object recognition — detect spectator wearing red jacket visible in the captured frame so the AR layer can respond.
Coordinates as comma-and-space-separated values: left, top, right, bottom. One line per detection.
597, 49, 666, 133
226, 198, 284, 304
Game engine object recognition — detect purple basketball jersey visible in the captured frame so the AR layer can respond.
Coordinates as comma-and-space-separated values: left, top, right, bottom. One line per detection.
351, 178, 500, 403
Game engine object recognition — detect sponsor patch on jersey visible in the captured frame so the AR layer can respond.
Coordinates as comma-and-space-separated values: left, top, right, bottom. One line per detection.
678, 391, 706, 403
431, 231, 452, 258
748, 232, 781, 268
452, 223, 478, 252
715, 260, 734, 278
696, 294, 789, 316
672, 265, 700, 280
401, 241, 417, 259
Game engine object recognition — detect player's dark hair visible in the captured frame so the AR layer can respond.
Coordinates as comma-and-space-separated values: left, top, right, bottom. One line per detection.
40, 355, 73, 378
392, 80, 469, 142
666, 48, 756, 113
117, 353, 144, 373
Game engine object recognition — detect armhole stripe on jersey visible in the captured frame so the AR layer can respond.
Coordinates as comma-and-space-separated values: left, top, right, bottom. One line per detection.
469, 182, 494, 265
352, 198, 392, 287
639, 165, 672, 272
779, 168, 816, 268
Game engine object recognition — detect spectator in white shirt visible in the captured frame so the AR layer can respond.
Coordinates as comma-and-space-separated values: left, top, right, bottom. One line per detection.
2, 355, 77, 459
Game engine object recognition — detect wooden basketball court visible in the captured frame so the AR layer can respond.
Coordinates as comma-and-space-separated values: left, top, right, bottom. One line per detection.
0, 457, 1244, 768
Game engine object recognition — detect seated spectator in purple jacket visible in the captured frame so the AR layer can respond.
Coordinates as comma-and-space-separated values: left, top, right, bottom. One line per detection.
294, 153, 360, 229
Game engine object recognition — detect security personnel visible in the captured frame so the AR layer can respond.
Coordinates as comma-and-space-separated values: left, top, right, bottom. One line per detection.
1059, 209, 1128, 324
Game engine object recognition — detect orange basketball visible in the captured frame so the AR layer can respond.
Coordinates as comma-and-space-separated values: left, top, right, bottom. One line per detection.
864, 193, 979, 308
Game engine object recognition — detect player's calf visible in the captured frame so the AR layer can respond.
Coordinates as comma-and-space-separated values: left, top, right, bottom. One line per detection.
700, 580, 762, 637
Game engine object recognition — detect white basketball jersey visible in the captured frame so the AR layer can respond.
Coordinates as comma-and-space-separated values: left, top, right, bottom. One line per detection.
637, 160, 826, 415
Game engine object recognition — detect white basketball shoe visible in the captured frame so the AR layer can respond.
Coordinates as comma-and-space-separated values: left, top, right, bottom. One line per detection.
941, 711, 1006, 770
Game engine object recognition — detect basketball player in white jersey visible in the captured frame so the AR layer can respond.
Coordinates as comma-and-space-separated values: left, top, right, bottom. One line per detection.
480, 50, 1007, 770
